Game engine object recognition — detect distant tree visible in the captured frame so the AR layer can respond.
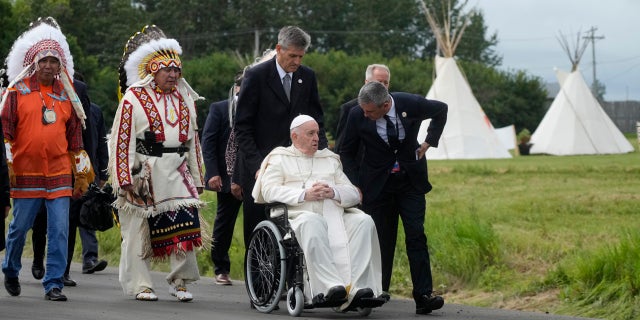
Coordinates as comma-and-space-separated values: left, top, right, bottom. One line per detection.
11, 0, 73, 26
61, 0, 145, 68
455, 12, 502, 67
419, 0, 502, 66
130, 0, 292, 58
303, 0, 431, 59
0, 0, 19, 63
128, 1, 431, 60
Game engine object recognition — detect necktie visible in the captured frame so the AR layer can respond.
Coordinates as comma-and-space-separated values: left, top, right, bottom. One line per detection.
283, 74, 291, 101
384, 115, 400, 150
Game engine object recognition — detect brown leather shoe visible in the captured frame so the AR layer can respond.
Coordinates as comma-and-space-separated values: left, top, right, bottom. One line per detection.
215, 273, 232, 285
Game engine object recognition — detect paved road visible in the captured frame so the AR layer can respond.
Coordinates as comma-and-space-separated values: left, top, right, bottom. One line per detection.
1, 260, 599, 320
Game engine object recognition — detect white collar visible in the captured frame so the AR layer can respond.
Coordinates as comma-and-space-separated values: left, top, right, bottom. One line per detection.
275, 61, 290, 80
385, 96, 397, 118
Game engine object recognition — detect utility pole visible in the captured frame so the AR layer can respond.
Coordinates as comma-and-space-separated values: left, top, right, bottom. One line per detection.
583, 26, 604, 96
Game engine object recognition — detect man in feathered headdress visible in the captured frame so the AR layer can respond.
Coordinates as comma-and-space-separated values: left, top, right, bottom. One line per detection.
108, 25, 205, 302
1, 17, 93, 302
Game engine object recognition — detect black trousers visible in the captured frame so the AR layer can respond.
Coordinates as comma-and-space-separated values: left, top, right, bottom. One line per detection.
363, 172, 434, 299
241, 190, 266, 249
210, 191, 242, 275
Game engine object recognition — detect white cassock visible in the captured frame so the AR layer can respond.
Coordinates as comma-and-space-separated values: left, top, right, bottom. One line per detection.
253, 145, 382, 309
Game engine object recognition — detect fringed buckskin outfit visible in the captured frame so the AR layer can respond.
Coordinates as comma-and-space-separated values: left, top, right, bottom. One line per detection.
109, 25, 205, 300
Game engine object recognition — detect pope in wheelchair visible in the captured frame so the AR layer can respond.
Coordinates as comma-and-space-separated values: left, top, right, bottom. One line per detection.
248, 115, 386, 316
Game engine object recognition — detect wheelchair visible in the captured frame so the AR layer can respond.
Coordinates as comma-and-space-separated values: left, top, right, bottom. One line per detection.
244, 203, 386, 317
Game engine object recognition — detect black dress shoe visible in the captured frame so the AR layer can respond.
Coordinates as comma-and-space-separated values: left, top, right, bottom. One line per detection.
352, 288, 374, 302
63, 274, 77, 287
324, 285, 347, 302
4, 276, 21, 296
82, 259, 108, 274
379, 291, 391, 302
415, 293, 444, 314
346, 288, 374, 309
45, 288, 67, 301
32, 261, 45, 280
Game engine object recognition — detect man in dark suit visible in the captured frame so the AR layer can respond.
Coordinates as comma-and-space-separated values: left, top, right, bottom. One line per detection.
1, 71, 9, 253
234, 26, 328, 246
334, 64, 391, 153
340, 81, 447, 315
202, 75, 243, 286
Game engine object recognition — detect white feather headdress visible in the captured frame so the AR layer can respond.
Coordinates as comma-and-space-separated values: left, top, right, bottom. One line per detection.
1, 17, 85, 127
5, 17, 74, 82
118, 25, 202, 101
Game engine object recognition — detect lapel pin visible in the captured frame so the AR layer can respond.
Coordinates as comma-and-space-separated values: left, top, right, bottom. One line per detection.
402, 112, 407, 117
297, 79, 302, 84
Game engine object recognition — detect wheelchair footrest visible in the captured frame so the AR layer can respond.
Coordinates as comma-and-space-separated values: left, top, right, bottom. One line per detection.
312, 300, 348, 308
352, 297, 386, 309
311, 293, 348, 308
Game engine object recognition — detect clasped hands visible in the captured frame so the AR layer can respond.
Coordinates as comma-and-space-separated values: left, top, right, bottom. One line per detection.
304, 182, 334, 201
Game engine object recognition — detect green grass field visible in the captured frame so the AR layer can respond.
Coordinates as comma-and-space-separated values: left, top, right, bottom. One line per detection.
9, 136, 639, 319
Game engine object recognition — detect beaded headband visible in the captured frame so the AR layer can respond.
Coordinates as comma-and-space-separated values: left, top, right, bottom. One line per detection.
119, 25, 183, 94
146, 49, 182, 75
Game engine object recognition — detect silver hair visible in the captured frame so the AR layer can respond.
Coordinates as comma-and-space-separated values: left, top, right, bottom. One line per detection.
358, 81, 390, 107
278, 26, 311, 51
365, 64, 391, 82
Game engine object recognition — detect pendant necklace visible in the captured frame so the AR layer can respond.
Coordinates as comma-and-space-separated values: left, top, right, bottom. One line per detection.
295, 156, 314, 189
164, 92, 179, 126
39, 91, 57, 125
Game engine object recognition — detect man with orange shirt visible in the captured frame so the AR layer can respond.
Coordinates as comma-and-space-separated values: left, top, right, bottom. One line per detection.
1, 17, 92, 302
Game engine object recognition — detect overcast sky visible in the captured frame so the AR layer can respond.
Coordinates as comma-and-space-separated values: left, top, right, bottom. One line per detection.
472, 0, 640, 101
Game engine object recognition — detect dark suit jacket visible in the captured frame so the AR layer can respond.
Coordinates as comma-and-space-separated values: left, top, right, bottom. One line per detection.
334, 98, 358, 153
73, 80, 93, 154
234, 57, 327, 188
340, 92, 447, 205
202, 99, 233, 193
88, 103, 109, 183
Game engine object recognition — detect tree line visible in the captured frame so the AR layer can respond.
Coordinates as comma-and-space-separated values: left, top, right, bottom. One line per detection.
1, 0, 547, 138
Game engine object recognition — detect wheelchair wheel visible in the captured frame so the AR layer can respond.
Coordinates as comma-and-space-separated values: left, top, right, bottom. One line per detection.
286, 286, 304, 317
358, 307, 372, 316
245, 220, 286, 313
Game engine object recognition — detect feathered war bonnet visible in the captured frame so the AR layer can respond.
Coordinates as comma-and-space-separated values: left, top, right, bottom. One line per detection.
1, 17, 86, 127
118, 25, 202, 100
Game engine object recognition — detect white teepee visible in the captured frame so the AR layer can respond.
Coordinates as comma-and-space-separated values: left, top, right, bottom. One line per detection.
416, 0, 511, 159
530, 32, 633, 155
